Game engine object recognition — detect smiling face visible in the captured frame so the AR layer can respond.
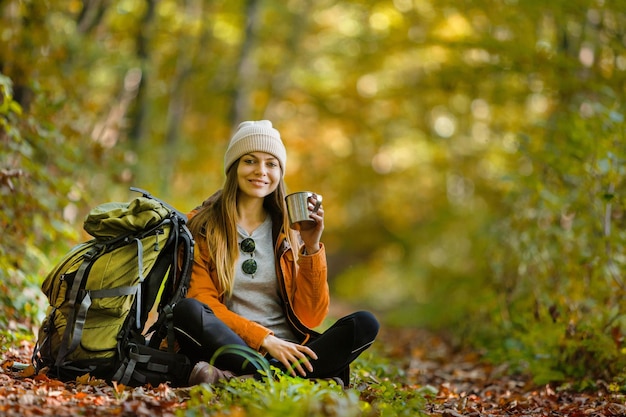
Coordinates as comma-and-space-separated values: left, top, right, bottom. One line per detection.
236, 152, 282, 200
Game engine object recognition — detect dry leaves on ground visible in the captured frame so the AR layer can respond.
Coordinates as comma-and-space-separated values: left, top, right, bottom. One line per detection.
0, 340, 187, 417
2, 328, 626, 416
382, 326, 626, 416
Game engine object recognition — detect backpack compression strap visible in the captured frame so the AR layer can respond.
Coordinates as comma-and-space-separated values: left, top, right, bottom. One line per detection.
56, 245, 102, 367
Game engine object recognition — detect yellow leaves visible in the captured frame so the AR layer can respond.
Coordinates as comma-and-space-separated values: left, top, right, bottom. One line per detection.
112, 380, 126, 394
75, 373, 92, 385
76, 373, 108, 387
608, 383, 621, 393
368, 5, 405, 34
433, 12, 475, 41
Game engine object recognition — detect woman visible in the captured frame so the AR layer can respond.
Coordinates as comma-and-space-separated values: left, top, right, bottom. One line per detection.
173, 120, 379, 387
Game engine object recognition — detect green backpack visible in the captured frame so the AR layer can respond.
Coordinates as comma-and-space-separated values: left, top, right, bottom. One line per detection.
33, 188, 194, 387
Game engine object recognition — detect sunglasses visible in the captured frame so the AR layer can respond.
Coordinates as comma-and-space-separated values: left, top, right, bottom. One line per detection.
240, 237, 257, 276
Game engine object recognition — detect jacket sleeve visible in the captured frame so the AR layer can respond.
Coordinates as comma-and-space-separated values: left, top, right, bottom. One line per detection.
283, 243, 330, 328
186, 237, 272, 351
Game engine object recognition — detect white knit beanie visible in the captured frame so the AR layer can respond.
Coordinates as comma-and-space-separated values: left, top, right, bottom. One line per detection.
224, 120, 287, 176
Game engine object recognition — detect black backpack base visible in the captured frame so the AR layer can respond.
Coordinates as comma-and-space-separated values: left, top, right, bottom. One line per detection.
43, 337, 192, 388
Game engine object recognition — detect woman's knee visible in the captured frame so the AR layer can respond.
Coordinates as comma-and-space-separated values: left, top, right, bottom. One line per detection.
173, 298, 213, 326
352, 310, 380, 341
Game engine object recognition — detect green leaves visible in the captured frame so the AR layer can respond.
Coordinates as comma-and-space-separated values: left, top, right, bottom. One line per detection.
183, 349, 431, 417
186, 371, 361, 417
0, 75, 22, 119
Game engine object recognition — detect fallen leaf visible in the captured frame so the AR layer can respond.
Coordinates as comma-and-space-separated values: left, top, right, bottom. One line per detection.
0, 360, 14, 372
17, 364, 36, 378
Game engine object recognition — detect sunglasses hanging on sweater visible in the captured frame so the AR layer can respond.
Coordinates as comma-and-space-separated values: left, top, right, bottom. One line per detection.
240, 237, 257, 277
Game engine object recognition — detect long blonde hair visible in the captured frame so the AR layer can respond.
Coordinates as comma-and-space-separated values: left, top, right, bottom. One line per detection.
188, 161, 299, 299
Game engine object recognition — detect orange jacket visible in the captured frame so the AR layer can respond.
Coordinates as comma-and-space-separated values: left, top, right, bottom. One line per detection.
186, 208, 330, 351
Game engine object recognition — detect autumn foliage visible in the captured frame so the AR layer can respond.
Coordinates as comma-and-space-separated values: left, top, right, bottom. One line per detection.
2, 0, 626, 403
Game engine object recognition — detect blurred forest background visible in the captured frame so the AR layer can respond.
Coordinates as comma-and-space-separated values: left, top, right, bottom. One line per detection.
2, 0, 626, 386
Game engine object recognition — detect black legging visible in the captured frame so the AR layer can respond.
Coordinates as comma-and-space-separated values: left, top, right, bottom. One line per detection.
172, 298, 379, 383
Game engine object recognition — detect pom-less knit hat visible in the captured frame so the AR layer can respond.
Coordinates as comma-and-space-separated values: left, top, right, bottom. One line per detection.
224, 120, 287, 176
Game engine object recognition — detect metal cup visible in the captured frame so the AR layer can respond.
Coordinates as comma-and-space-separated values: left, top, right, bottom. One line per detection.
285, 191, 322, 231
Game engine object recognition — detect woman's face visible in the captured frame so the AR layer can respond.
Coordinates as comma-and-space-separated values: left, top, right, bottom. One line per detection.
236, 152, 281, 199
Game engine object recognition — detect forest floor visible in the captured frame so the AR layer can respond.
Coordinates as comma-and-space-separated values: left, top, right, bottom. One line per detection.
382, 326, 626, 416
1, 322, 626, 416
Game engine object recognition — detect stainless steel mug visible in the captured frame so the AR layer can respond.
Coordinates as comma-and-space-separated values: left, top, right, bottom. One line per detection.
285, 192, 323, 231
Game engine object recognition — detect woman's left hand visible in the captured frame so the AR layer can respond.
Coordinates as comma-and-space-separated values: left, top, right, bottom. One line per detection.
299, 195, 324, 254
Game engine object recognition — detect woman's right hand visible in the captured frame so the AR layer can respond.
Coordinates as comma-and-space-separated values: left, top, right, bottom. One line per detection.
298, 196, 324, 254
261, 334, 318, 377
